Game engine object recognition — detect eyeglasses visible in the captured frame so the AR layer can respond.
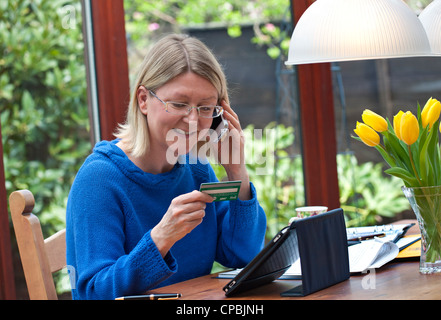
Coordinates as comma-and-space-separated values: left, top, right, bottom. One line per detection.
149, 90, 223, 119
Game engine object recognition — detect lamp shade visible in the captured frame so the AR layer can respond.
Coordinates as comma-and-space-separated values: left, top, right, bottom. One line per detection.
419, 0, 441, 54
286, 0, 432, 65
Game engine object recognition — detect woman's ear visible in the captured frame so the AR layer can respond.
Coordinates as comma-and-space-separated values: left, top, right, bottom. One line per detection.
137, 86, 149, 115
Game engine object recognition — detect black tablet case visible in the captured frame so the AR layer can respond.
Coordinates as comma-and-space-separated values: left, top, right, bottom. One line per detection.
223, 208, 350, 297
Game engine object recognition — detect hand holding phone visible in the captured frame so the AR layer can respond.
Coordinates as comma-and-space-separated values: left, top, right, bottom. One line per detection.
212, 100, 251, 201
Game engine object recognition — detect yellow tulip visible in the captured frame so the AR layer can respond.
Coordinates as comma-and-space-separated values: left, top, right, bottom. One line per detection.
393, 110, 404, 140
400, 111, 419, 145
421, 97, 441, 129
361, 109, 388, 132
354, 121, 380, 147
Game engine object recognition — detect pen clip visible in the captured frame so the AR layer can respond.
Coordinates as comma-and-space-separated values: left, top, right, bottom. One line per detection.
157, 293, 182, 300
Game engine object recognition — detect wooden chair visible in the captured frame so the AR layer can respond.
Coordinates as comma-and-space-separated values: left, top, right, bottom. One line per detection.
9, 190, 67, 300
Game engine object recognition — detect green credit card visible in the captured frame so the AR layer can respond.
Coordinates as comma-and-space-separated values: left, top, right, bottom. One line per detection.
199, 180, 241, 201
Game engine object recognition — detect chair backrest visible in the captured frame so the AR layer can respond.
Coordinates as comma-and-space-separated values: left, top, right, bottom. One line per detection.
9, 190, 66, 300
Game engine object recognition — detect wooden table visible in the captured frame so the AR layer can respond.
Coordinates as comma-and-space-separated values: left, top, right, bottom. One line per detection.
151, 220, 441, 300
151, 261, 441, 300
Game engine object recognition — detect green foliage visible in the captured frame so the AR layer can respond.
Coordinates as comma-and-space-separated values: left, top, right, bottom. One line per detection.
124, 0, 291, 59
251, 22, 291, 59
211, 122, 304, 237
213, 123, 411, 239
0, 0, 90, 236
405, 0, 433, 11
337, 153, 410, 227
125, 0, 288, 29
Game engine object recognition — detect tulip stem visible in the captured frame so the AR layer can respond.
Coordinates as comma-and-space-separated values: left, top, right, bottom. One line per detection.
408, 144, 422, 186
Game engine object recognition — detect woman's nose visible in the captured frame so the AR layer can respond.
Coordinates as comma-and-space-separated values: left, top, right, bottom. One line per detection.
185, 107, 199, 122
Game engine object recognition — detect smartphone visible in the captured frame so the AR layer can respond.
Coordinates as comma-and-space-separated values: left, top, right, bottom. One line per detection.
210, 114, 229, 142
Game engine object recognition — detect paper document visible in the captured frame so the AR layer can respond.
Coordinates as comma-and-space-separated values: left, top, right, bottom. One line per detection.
282, 239, 399, 275
348, 238, 399, 273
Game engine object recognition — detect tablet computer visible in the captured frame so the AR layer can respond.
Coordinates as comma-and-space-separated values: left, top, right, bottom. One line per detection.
222, 208, 349, 297
223, 220, 300, 296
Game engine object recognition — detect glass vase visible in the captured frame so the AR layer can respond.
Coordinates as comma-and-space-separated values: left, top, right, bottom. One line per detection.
402, 186, 441, 274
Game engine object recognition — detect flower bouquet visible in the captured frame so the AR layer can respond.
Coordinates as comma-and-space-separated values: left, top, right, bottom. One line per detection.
353, 97, 441, 273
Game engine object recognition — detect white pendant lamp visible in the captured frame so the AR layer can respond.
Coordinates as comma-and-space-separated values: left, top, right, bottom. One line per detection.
419, 0, 441, 55
286, 0, 432, 65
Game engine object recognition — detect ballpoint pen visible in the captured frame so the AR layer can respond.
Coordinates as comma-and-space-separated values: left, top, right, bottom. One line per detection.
115, 293, 182, 300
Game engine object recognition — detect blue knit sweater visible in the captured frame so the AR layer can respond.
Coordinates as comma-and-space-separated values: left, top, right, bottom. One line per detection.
66, 140, 266, 300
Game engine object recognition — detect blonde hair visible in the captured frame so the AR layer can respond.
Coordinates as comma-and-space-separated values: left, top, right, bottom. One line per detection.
115, 34, 229, 158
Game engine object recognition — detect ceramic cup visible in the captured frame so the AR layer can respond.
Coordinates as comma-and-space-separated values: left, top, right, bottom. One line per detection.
289, 206, 328, 224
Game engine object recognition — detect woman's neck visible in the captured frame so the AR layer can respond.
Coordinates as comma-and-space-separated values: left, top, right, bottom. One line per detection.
116, 141, 175, 174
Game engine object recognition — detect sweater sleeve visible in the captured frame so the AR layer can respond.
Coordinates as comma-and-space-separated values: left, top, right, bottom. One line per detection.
214, 182, 267, 268
202, 167, 267, 268
66, 160, 177, 300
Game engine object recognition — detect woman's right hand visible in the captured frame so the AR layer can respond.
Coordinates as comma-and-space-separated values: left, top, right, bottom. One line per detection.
150, 190, 214, 257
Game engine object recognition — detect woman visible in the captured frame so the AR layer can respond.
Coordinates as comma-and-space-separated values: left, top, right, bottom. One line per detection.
66, 34, 267, 300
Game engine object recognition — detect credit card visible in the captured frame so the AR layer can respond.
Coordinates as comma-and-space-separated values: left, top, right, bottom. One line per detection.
199, 180, 241, 201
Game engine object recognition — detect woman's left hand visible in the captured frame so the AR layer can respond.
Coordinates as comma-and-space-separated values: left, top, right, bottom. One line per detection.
215, 100, 251, 200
